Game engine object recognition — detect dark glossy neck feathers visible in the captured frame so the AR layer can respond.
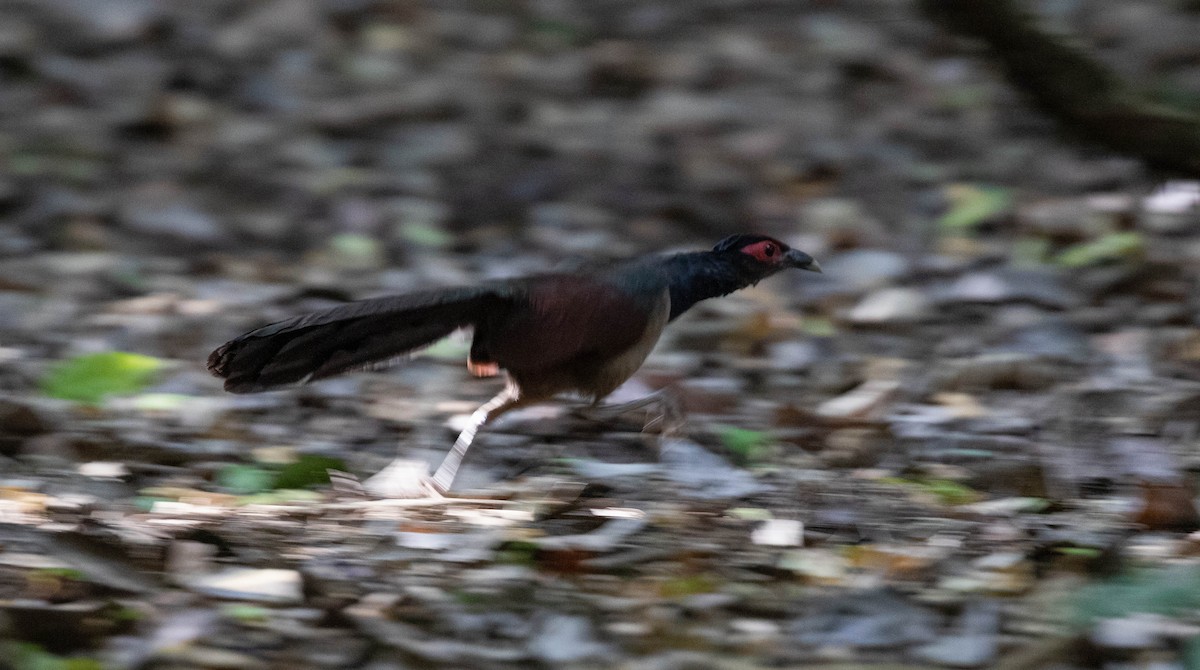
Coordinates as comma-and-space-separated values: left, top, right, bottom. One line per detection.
657, 251, 760, 320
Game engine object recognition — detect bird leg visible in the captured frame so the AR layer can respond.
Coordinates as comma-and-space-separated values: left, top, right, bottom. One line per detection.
571, 388, 685, 436
428, 382, 523, 493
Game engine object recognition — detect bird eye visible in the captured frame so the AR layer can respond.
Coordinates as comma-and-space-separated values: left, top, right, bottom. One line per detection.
764, 243, 776, 257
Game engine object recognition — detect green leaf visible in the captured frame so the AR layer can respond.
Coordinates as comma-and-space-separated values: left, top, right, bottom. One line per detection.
134, 495, 169, 511
497, 540, 538, 566
659, 574, 719, 598
727, 507, 774, 521
1185, 634, 1200, 670
921, 479, 979, 505
801, 317, 836, 337
33, 567, 86, 580
328, 233, 384, 270
272, 455, 345, 490
10, 153, 45, 176
938, 184, 1012, 232
223, 604, 270, 622
719, 426, 771, 466
529, 18, 587, 45
399, 221, 453, 249
882, 477, 979, 505
330, 232, 379, 256
453, 589, 490, 605
1011, 237, 1051, 267
1055, 546, 1102, 558
218, 465, 276, 495
41, 352, 163, 404
0, 641, 103, 670
1055, 231, 1144, 268
113, 606, 144, 622
1074, 566, 1200, 624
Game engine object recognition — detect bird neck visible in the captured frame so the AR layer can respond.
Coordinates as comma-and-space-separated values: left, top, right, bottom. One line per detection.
661, 252, 757, 320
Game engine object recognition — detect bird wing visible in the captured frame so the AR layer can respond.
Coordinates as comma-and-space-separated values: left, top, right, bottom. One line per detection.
207, 284, 509, 393
480, 274, 659, 374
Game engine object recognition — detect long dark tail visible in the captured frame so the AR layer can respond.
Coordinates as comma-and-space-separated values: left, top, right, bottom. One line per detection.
207, 285, 505, 393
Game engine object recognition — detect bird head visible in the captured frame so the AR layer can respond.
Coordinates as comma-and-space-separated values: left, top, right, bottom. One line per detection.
713, 234, 822, 279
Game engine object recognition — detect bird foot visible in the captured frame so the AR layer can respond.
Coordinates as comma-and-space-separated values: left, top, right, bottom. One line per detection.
571, 389, 685, 435
363, 459, 445, 499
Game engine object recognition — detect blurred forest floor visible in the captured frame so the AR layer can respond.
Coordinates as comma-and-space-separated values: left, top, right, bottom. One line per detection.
2, 1, 1200, 668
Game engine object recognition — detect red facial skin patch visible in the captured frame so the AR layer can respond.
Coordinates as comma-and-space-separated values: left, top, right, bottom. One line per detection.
740, 239, 785, 264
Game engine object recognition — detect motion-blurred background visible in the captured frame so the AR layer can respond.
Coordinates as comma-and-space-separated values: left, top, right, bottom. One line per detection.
4, 1, 1200, 668
7, 0, 1197, 264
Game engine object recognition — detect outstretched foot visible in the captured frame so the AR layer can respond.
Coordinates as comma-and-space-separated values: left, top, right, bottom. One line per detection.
571, 388, 685, 435
363, 459, 445, 498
